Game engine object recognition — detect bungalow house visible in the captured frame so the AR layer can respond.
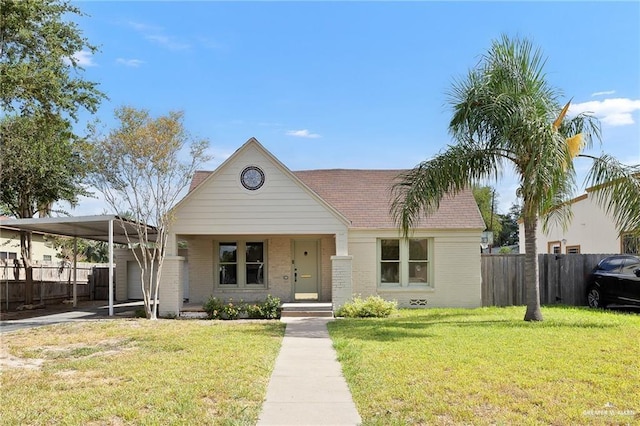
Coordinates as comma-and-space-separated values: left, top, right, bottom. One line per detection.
122, 138, 485, 316
518, 188, 639, 255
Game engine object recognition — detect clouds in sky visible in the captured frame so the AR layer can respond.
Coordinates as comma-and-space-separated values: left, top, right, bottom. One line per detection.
591, 90, 616, 97
64, 50, 96, 67
116, 58, 145, 67
128, 21, 190, 51
570, 98, 640, 126
286, 129, 321, 139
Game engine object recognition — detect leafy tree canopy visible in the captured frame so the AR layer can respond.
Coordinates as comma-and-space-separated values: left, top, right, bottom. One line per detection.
472, 185, 503, 239
88, 106, 211, 319
0, 113, 88, 219
0, 0, 105, 118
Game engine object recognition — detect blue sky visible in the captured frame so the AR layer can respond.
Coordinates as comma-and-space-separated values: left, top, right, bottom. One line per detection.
69, 1, 639, 215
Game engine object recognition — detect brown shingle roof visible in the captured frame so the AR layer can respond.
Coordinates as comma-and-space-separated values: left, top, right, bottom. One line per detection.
188, 169, 484, 229
189, 170, 214, 192
292, 169, 484, 229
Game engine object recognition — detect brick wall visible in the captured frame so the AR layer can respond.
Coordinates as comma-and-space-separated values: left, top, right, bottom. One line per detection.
331, 255, 353, 311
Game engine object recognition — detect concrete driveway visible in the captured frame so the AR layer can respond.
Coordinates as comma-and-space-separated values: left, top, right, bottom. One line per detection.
0, 301, 139, 333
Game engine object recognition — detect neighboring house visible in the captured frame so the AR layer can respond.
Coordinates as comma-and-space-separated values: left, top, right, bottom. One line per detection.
518, 189, 639, 255
0, 223, 60, 264
117, 138, 485, 316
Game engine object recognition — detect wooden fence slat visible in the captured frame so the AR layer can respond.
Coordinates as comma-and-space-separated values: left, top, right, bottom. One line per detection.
482, 253, 612, 307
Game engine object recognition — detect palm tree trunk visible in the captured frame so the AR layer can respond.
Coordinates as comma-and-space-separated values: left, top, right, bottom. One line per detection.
523, 215, 543, 321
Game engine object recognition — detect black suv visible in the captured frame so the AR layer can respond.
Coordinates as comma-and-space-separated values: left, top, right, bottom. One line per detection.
586, 255, 640, 308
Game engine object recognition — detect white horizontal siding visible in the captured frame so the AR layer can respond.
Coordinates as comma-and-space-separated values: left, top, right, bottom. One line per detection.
173, 145, 347, 235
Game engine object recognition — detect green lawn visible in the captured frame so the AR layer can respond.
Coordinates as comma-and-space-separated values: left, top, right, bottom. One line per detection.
328, 306, 640, 426
0, 319, 285, 425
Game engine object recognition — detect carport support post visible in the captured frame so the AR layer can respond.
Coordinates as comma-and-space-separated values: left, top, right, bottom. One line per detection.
73, 237, 78, 308
109, 219, 114, 316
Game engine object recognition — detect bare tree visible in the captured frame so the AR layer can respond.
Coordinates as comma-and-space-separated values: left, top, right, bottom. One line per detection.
88, 107, 210, 319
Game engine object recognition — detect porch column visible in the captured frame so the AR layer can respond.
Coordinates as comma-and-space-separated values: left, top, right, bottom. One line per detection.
335, 231, 349, 256
331, 255, 353, 312
158, 255, 185, 317
165, 232, 178, 256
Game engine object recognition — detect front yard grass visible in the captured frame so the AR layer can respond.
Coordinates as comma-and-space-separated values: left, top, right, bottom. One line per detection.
0, 319, 285, 425
328, 306, 640, 425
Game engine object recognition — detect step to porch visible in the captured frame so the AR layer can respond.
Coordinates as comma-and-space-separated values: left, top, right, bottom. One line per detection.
280, 302, 334, 318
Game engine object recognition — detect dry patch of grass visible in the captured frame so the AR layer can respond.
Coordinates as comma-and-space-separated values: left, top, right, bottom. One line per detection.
328, 306, 640, 425
1, 319, 284, 425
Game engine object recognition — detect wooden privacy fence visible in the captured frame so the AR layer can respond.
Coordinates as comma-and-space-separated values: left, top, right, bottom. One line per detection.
481, 253, 612, 307
0, 262, 111, 307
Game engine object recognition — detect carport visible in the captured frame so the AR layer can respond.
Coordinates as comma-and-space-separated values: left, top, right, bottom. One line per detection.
0, 215, 157, 316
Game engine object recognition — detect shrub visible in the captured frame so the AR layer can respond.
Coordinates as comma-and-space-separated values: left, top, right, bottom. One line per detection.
245, 295, 281, 319
222, 298, 244, 320
335, 295, 397, 318
203, 296, 225, 319
260, 294, 281, 319
203, 295, 280, 320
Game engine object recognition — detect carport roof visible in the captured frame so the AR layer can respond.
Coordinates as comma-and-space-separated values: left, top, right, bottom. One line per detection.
0, 215, 157, 245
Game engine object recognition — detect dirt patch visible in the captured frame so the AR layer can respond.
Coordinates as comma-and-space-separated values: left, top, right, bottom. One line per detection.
0, 346, 44, 370
0, 338, 134, 370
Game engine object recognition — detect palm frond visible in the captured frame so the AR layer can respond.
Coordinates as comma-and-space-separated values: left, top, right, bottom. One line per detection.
391, 144, 503, 237
585, 155, 640, 234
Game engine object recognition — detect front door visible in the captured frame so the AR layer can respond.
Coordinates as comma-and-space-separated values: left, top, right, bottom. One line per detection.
293, 240, 319, 300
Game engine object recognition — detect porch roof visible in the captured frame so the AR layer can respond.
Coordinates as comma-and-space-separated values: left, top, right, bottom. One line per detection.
0, 215, 156, 245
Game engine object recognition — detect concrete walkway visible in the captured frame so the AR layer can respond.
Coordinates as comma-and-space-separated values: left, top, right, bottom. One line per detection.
257, 317, 362, 426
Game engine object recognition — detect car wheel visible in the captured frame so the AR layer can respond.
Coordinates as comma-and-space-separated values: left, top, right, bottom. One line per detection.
587, 286, 604, 308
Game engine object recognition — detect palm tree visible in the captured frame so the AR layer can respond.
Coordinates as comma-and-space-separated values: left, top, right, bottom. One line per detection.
391, 35, 639, 321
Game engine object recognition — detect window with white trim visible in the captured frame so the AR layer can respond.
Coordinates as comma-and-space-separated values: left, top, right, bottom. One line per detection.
378, 238, 431, 288
216, 241, 266, 288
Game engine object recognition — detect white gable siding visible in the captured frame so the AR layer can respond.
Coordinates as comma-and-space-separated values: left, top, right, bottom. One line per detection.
519, 194, 622, 254
173, 145, 347, 235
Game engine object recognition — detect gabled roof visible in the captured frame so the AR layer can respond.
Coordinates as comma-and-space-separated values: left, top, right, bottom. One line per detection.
189, 166, 484, 230
175, 138, 351, 226
292, 169, 483, 229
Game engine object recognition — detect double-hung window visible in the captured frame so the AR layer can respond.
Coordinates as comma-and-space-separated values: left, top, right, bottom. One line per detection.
217, 241, 266, 288
379, 238, 431, 288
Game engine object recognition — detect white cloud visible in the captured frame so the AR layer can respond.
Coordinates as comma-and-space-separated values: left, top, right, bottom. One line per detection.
286, 129, 321, 139
116, 58, 145, 67
127, 20, 190, 51
591, 90, 616, 97
569, 98, 640, 126
127, 21, 162, 33
64, 50, 96, 67
145, 34, 190, 51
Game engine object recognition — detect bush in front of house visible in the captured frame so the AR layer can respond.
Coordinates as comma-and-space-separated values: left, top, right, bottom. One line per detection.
203, 296, 226, 319
204, 295, 281, 320
335, 295, 397, 318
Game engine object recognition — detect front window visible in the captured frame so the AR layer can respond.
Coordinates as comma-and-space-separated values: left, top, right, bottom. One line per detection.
379, 238, 431, 288
219, 243, 237, 285
216, 240, 267, 288
409, 239, 428, 283
380, 239, 400, 283
246, 242, 264, 285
